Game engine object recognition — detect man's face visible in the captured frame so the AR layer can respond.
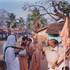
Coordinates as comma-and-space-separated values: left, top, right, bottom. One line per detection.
21, 39, 27, 46
23, 39, 27, 44
26, 40, 30, 46
48, 40, 55, 48
21, 39, 30, 46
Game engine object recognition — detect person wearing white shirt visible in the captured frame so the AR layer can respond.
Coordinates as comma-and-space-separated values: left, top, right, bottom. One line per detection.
43, 39, 66, 70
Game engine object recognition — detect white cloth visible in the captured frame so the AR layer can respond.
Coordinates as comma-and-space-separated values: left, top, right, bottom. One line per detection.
45, 47, 59, 69
44, 46, 65, 70
19, 49, 27, 56
3, 35, 20, 70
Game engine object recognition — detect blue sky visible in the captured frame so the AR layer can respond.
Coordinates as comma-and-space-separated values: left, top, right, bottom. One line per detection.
0, 0, 27, 18
0, 0, 45, 18
0, 0, 70, 18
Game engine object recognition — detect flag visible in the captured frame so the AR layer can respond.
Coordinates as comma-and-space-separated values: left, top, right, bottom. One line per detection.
60, 17, 69, 47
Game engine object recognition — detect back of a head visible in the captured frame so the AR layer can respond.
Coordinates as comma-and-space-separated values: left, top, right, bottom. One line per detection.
6, 35, 16, 46
50, 39, 59, 45
22, 35, 28, 41
62, 66, 69, 70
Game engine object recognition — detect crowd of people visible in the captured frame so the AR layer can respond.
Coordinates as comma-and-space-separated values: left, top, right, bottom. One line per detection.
0, 29, 70, 70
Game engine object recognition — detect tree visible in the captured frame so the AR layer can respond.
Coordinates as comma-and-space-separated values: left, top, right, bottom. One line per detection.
27, 8, 47, 32
52, 1, 70, 33
9, 13, 15, 21
22, 0, 70, 21
40, 17, 47, 27
7, 13, 16, 28
22, 0, 70, 34
18, 17, 24, 26
27, 8, 40, 31
51, 0, 70, 20
22, 2, 59, 23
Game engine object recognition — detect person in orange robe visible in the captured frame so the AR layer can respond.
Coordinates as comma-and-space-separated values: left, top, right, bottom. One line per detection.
19, 35, 32, 70
30, 38, 48, 70
30, 41, 42, 70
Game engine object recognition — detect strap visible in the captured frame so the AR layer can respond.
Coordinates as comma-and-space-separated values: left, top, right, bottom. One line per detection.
4, 46, 15, 60
4, 46, 24, 60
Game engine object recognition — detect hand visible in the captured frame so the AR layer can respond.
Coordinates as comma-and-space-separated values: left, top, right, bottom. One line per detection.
65, 54, 70, 59
52, 62, 58, 69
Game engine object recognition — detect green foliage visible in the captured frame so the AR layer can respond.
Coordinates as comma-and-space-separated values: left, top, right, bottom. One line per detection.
29, 8, 40, 21
6, 13, 16, 28
58, 1, 70, 14
52, 0, 70, 16
27, 8, 47, 31
18, 17, 24, 25
32, 8, 40, 16
40, 17, 47, 27
9, 13, 16, 21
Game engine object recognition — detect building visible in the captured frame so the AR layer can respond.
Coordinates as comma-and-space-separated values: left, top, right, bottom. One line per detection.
47, 22, 64, 36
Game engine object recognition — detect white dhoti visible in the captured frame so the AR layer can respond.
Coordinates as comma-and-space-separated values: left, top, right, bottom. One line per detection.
45, 51, 59, 70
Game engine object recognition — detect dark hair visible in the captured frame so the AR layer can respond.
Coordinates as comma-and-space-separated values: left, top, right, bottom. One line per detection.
50, 39, 59, 45
22, 35, 32, 41
22, 35, 28, 41
62, 66, 69, 70
0, 60, 7, 70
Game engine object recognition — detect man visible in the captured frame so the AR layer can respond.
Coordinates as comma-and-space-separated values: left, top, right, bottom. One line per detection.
19, 35, 32, 70
30, 38, 48, 70
43, 39, 65, 70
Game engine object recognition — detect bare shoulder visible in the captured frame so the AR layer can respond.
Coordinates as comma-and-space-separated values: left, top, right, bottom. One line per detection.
43, 46, 49, 52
